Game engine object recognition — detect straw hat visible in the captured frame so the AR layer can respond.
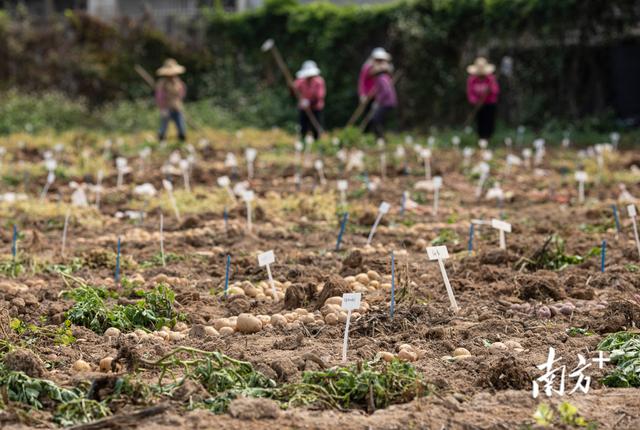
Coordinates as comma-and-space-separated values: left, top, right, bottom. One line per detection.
156, 58, 186, 77
371, 47, 392, 61
296, 60, 321, 79
467, 57, 495, 76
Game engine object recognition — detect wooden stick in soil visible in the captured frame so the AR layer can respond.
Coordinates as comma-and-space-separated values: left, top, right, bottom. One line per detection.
261, 39, 324, 135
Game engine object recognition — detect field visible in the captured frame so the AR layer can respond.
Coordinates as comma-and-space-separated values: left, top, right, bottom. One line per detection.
1, 128, 640, 429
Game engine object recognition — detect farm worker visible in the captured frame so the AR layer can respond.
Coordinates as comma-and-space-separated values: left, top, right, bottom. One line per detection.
155, 58, 187, 142
294, 60, 325, 141
358, 47, 392, 103
367, 61, 397, 140
466, 57, 500, 140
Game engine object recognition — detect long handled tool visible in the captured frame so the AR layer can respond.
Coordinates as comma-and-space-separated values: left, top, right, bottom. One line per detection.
357, 71, 403, 131
134, 64, 201, 131
261, 39, 324, 136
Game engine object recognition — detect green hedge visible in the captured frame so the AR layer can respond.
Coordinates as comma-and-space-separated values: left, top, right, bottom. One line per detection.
0, 0, 638, 131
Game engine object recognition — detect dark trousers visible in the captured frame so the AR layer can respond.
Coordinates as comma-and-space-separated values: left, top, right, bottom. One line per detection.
367, 106, 394, 140
476, 103, 497, 140
159, 109, 186, 141
299, 109, 323, 141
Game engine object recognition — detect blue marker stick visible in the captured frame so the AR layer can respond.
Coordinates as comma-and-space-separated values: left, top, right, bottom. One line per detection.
612, 205, 621, 236
601, 240, 606, 273
224, 206, 229, 233
114, 236, 121, 284
11, 225, 17, 259
468, 223, 475, 255
335, 212, 349, 251
224, 254, 231, 298
390, 251, 396, 319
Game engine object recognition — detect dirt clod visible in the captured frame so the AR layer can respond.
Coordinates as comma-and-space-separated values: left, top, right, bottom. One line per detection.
228, 397, 280, 420
3, 349, 47, 378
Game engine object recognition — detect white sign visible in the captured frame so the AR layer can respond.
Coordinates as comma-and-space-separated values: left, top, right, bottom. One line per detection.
491, 219, 512, 232
575, 171, 588, 182
426, 245, 449, 260
432, 176, 443, 189
217, 176, 230, 187
341, 293, 361, 311
242, 190, 255, 202
379, 202, 390, 214
337, 180, 348, 191
425, 246, 458, 313
258, 250, 275, 266
628, 204, 637, 218
245, 148, 257, 161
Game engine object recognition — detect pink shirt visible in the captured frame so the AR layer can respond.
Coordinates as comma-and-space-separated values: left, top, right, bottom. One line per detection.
358, 62, 376, 98
294, 76, 326, 110
467, 74, 500, 105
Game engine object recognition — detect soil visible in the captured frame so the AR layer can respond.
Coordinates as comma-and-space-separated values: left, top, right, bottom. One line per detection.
1, 132, 640, 429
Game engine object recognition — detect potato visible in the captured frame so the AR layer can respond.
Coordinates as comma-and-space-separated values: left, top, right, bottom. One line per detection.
380, 283, 392, 292
174, 322, 188, 332
227, 286, 245, 296
379, 351, 395, 362
343, 276, 356, 284
369, 280, 380, 289
284, 312, 298, 322
270, 314, 287, 327
236, 314, 262, 334
219, 326, 235, 336
337, 311, 348, 323
169, 331, 186, 342
355, 273, 370, 285
398, 349, 417, 362
257, 315, 271, 325
453, 347, 471, 357
353, 283, 367, 293
104, 327, 121, 338
72, 359, 91, 373
324, 313, 339, 325
398, 344, 414, 352
213, 318, 232, 330
324, 296, 342, 306
300, 314, 315, 324
204, 326, 219, 337
294, 308, 308, 316
367, 270, 381, 282
99, 357, 113, 373
243, 284, 260, 298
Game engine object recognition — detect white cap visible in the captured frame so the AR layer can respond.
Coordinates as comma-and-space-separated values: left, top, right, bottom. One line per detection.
296, 60, 321, 79
371, 47, 392, 61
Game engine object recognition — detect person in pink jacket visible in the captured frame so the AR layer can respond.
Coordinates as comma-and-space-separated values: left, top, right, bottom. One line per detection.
358, 48, 393, 115
294, 60, 325, 140
466, 57, 500, 140
367, 62, 397, 140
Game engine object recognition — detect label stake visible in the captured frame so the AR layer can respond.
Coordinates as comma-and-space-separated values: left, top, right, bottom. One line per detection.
341, 292, 361, 362
335, 212, 349, 251
367, 202, 390, 246
426, 246, 458, 313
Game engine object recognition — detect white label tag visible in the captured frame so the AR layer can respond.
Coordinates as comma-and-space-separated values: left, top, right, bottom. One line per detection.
245, 148, 257, 161
217, 176, 230, 187
341, 293, 361, 311
314, 160, 324, 170
258, 250, 275, 266
420, 148, 432, 159
337, 180, 348, 191
242, 190, 254, 202
426, 245, 449, 260
432, 176, 443, 188
575, 171, 588, 182
162, 179, 173, 191
379, 202, 391, 214
628, 204, 638, 217
491, 219, 512, 232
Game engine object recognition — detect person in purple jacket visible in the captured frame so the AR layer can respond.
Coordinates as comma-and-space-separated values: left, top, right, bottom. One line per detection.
367, 62, 397, 140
